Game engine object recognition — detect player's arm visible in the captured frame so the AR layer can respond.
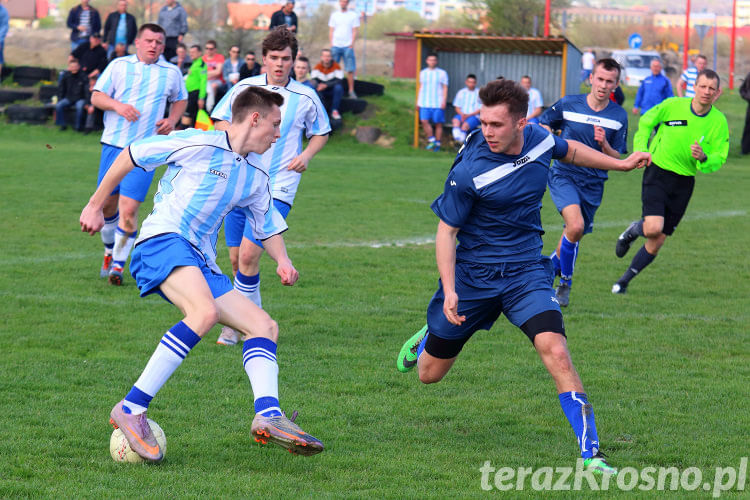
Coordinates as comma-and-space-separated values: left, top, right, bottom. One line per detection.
676, 74, 686, 97
692, 124, 729, 174
262, 234, 299, 286
92, 90, 140, 122
80, 148, 136, 234
288, 134, 329, 172
593, 125, 620, 159
441, 83, 448, 109
436, 220, 465, 326
156, 99, 187, 135
563, 139, 650, 172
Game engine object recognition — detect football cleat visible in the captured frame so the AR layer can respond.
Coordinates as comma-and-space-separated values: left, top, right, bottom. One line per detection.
584, 452, 617, 476
216, 326, 240, 346
251, 412, 323, 456
109, 400, 163, 462
100, 254, 113, 278
615, 221, 640, 258
555, 282, 571, 307
108, 266, 124, 286
611, 282, 627, 294
425, 140, 436, 151
397, 324, 428, 373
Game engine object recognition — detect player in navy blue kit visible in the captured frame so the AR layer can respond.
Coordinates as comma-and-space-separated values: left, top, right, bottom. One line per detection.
540, 58, 629, 307
395, 79, 651, 473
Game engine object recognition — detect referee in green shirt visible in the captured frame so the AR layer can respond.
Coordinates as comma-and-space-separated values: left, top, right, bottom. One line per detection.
612, 69, 728, 294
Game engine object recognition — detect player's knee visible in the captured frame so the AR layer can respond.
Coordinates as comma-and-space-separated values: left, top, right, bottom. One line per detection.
418, 365, 444, 384
260, 318, 279, 343
238, 244, 262, 268
565, 222, 585, 240
188, 303, 220, 334
642, 222, 663, 239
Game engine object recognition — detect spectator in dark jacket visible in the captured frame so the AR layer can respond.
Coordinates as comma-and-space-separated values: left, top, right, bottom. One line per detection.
66, 0, 101, 50
56, 58, 90, 131
310, 48, 344, 119
269, 1, 298, 32
72, 33, 108, 78
238, 51, 262, 80
158, 0, 188, 61
740, 73, 750, 154
103, 0, 137, 58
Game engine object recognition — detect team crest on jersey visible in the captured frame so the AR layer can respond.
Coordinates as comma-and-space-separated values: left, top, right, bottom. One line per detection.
209, 169, 227, 179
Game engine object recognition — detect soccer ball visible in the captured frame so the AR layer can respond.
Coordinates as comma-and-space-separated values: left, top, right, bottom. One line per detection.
109, 419, 167, 463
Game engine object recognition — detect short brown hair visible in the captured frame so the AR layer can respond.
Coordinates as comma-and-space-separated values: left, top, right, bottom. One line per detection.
232, 87, 284, 123
262, 26, 298, 60
137, 23, 166, 38
594, 57, 621, 80
697, 69, 720, 88
478, 79, 528, 119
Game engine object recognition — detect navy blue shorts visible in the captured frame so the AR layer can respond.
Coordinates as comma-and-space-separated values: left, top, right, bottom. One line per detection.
223, 199, 292, 248
419, 107, 445, 124
548, 170, 606, 235
97, 144, 157, 202
131, 233, 233, 301
426, 257, 560, 342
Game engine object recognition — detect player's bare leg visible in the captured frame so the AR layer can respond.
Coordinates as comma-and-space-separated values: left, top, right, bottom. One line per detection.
109, 195, 141, 285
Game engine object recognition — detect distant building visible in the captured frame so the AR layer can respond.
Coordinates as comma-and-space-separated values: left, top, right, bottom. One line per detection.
227, 3, 281, 30
554, 6, 652, 27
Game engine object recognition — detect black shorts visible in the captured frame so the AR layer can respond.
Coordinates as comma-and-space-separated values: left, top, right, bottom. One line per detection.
186, 89, 201, 121
641, 163, 695, 235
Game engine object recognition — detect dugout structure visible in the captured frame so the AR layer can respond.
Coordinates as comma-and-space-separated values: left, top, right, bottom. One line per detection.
403, 32, 582, 147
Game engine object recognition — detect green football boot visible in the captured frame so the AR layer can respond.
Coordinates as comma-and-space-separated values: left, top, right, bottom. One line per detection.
396, 324, 428, 373
584, 452, 617, 476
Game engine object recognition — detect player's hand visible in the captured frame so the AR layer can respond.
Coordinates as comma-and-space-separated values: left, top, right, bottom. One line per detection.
80, 203, 104, 235
155, 118, 175, 135
287, 153, 310, 172
276, 259, 299, 286
442, 291, 466, 326
198, 99, 205, 110
619, 151, 651, 171
690, 142, 707, 161
593, 125, 607, 145
116, 102, 140, 122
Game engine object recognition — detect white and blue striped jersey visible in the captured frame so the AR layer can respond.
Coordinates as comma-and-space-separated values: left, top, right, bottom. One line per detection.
94, 54, 187, 148
452, 87, 480, 114
680, 67, 698, 98
129, 129, 287, 273
211, 75, 331, 206
418, 67, 449, 108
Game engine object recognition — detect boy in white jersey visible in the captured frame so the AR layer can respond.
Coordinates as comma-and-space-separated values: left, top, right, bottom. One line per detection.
211, 27, 330, 346
91, 23, 187, 285
450, 73, 480, 146
80, 86, 324, 461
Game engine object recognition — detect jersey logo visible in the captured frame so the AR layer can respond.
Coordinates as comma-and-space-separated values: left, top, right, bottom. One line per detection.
562, 111, 624, 130
664, 120, 687, 126
209, 169, 227, 179
514, 155, 531, 167
450, 180, 457, 186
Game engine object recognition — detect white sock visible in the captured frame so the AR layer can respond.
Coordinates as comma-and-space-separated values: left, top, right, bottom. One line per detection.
113, 227, 137, 269
452, 127, 462, 141
101, 212, 119, 254
242, 337, 281, 416
234, 271, 262, 308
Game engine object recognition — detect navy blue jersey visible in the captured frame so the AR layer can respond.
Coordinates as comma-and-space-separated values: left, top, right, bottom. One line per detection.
431, 125, 569, 264
539, 94, 627, 180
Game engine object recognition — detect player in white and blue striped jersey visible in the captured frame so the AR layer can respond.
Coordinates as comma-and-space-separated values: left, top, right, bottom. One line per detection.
539, 58, 629, 307
80, 87, 324, 461
210, 27, 330, 346
677, 54, 706, 98
417, 53, 449, 151
450, 74, 480, 146
91, 23, 187, 286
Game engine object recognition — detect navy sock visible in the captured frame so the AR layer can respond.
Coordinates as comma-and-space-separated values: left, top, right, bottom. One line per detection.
559, 236, 579, 285
618, 245, 656, 285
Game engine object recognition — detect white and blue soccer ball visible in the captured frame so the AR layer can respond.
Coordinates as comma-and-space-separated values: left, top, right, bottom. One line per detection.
109, 419, 167, 463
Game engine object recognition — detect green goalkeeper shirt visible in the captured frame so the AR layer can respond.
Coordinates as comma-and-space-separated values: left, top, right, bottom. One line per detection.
633, 96, 728, 176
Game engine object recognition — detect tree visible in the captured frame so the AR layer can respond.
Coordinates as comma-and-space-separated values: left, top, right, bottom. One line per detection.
364, 8, 428, 41
469, 0, 568, 37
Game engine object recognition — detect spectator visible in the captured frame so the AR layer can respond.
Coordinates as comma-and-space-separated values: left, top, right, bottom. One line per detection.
520, 75, 543, 123
294, 56, 315, 90
328, 0, 359, 98
56, 58, 90, 131
72, 33, 108, 79
83, 73, 102, 133
202, 39, 225, 112
157, 0, 188, 62
0, 0, 7, 79
170, 42, 191, 75
632, 59, 673, 115
677, 54, 707, 98
581, 49, 595, 84
108, 42, 128, 64
269, 0, 298, 32
740, 72, 750, 154
450, 73, 480, 145
103, 0, 137, 59
183, 44, 207, 128
239, 50, 261, 80
417, 52, 448, 152
67, 0, 101, 51
221, 45, 242, 91
310, 48, 344, 120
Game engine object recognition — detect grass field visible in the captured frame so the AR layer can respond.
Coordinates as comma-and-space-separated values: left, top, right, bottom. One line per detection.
1, 82, 749, 498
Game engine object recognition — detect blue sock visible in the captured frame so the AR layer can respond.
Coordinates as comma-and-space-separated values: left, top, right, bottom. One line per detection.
242, 337, 281, 417
416, 331, 428, 358
558, 391, 600, 459
124, 321, 201, 414
559, 236, 579, 285
550, 251, 561, 274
